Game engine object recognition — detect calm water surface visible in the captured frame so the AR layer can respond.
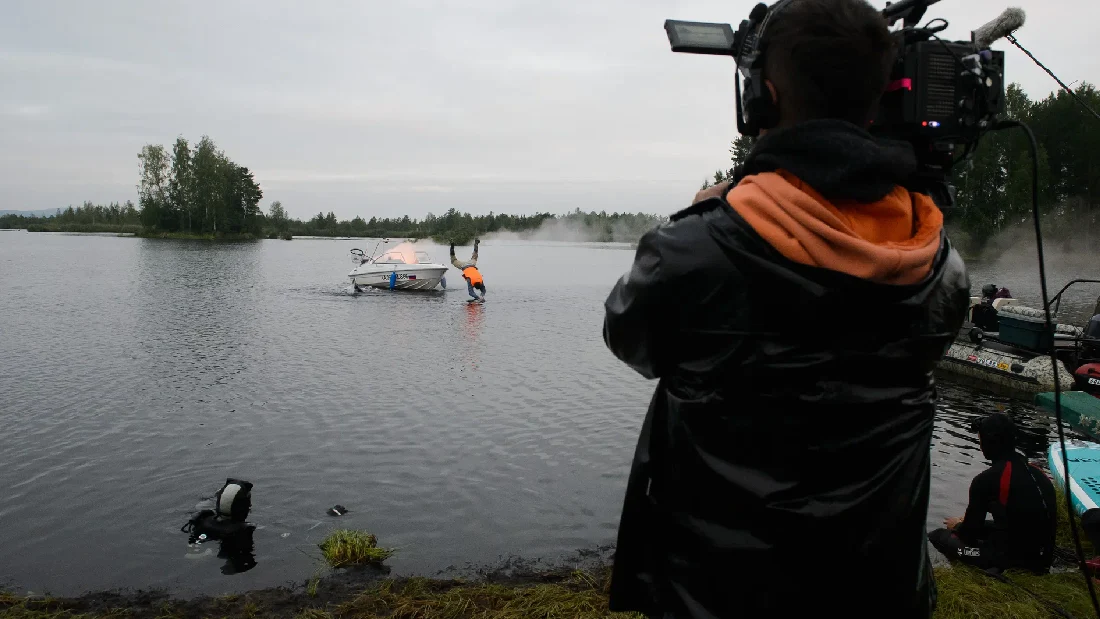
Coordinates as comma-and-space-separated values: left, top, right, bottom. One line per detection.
0, 231, 1097, 596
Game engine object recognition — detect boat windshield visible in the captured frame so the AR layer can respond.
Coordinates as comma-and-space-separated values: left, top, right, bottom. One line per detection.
374, 251, 410, 264
372, 242, 424, 265
415, 251, 432, 264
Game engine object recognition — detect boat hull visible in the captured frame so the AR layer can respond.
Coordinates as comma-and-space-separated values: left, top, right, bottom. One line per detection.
936, 331, 1077, 396
349, 267, 447, 291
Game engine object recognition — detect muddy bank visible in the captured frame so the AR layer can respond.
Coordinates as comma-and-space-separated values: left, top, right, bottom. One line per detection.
4, 548, 1100, 619
1, 549, 628, 619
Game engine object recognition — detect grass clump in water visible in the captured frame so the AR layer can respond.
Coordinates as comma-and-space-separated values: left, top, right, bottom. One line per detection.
319, 530, 394, 568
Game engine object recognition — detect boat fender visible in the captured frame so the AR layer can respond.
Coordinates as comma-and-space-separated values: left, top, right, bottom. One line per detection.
441, 275, 447, 289
389, 271, 397, 290
969, 327, 984, 344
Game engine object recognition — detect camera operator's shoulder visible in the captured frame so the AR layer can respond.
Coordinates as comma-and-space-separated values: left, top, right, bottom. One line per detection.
670, 196, 728, 223
644, 199, 721, 252
636, 198, 731, 277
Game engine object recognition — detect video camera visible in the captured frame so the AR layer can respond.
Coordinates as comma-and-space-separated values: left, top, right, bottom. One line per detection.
664, 0, 1015, 209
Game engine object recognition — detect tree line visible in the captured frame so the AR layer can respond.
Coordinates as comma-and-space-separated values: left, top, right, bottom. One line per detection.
266, 204, 664, 244
2, 198, 665, 245
137, 136, 264, 237
0, 201, 141, 233
700, 82, 1100, 254
954, 83, 1099, 252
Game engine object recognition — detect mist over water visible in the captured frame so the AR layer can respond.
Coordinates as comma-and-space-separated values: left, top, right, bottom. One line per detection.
0, 231, 1091, 597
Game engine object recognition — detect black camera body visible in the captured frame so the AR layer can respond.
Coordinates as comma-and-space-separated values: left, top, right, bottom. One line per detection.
872, 38, 1005, 206
664, 0, 1008, 209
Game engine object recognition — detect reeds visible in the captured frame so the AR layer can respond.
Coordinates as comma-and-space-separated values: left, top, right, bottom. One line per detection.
318, 530, 394, 568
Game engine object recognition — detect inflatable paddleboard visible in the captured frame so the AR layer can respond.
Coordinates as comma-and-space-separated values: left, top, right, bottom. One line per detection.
1048, 440, 1100, 515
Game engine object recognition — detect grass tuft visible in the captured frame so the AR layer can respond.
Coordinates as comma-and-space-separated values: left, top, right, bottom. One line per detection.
319, 530, 394, 568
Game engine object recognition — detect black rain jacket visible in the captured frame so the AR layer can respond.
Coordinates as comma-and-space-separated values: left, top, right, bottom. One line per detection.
603, 120, 971, 618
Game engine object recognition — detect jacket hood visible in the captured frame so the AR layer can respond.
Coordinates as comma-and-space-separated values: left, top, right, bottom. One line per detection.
742, 119, 917, 203
725, 120, 942, 286
726, 170, 943, 285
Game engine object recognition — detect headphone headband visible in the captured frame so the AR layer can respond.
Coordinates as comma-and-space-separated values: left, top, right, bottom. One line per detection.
736, 0, 798, 136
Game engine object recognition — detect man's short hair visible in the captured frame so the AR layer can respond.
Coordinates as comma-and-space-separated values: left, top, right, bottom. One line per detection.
763, 0, 896, 126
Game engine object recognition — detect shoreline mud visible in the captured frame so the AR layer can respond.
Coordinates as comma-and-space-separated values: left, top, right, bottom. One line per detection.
3, 548, 1099, 619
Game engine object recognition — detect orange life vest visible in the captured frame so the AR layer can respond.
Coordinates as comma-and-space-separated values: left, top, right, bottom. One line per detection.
462, 266, 483, 285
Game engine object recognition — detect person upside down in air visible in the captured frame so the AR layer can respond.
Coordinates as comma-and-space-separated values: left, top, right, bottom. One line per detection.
451, 239, 486, 302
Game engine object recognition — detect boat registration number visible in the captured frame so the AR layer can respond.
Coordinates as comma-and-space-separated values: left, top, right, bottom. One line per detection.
966, 355, 1009, 371
380, 273, 410, 281
1089, 377, 1100, 386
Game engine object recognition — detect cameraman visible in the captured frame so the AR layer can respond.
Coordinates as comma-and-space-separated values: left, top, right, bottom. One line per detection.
603, 0, 970, 617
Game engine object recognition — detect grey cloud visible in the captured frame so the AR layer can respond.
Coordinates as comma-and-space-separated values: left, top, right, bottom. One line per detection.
1, 0, 1094, 220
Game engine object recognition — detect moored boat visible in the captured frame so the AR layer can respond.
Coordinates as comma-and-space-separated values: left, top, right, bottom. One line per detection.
936, 279, 1100, 397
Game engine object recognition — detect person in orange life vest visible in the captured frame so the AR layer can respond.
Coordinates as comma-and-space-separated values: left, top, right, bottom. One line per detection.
451, 239, 486, 302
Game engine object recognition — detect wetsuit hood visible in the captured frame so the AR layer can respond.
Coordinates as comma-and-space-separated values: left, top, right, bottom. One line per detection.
979, 413, 1017, 461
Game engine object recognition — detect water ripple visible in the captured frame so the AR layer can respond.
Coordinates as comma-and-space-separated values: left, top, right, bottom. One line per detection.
0, 233, 1091, 595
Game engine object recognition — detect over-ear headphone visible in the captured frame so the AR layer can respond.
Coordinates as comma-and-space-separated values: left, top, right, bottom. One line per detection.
734, 0, 797, 136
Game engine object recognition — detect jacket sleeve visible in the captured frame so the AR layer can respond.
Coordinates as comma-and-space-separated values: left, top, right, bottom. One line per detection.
956, 472, 992, 541
604, 227, 666, 379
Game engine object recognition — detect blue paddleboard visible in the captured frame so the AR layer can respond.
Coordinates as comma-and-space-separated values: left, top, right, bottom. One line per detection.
1048, 440, 1100, 515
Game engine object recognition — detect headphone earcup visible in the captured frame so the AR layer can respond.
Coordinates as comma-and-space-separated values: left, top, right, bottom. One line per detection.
741, 72, 779, 135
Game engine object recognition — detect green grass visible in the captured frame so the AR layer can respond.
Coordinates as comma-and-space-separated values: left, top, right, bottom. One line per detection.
1056, 486, 1097, 556
934, 565, 1094, 618
1, 562, 1097, 619
334, 572, 643, 619
318, 530, 394, 568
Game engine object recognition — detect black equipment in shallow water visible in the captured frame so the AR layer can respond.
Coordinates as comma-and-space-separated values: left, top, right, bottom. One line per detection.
182, 478, 254, 539
181, 479, 257, 573
216, 478, 253, 521
663, 0, 1009, 209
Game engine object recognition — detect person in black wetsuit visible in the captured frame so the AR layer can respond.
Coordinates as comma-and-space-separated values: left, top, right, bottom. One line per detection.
970, 284, 1001, 332
929, 413, 1057, 572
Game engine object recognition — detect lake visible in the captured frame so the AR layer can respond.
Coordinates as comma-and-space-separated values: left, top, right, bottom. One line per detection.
1, 230, 1097, 597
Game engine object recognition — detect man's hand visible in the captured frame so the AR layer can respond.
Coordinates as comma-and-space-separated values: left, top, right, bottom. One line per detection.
944, 516, 963, 530
693, 181, 733, 205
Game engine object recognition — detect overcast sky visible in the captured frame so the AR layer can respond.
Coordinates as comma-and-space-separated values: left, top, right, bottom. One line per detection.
1, 0, 1094, 221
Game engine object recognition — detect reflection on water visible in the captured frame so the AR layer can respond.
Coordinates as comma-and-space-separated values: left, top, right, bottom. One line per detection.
463, 303, 485, 370
0, 232, 1094, 595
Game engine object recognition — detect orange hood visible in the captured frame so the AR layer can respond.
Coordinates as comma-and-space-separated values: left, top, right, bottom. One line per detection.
726, 170, 943, 285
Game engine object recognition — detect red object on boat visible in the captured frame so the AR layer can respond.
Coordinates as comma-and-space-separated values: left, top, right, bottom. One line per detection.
1076, 363, 1100, 399
1087, 557, 1100, 574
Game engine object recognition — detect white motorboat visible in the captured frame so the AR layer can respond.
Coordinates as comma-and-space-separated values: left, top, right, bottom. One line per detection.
348, 241, 448, 291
